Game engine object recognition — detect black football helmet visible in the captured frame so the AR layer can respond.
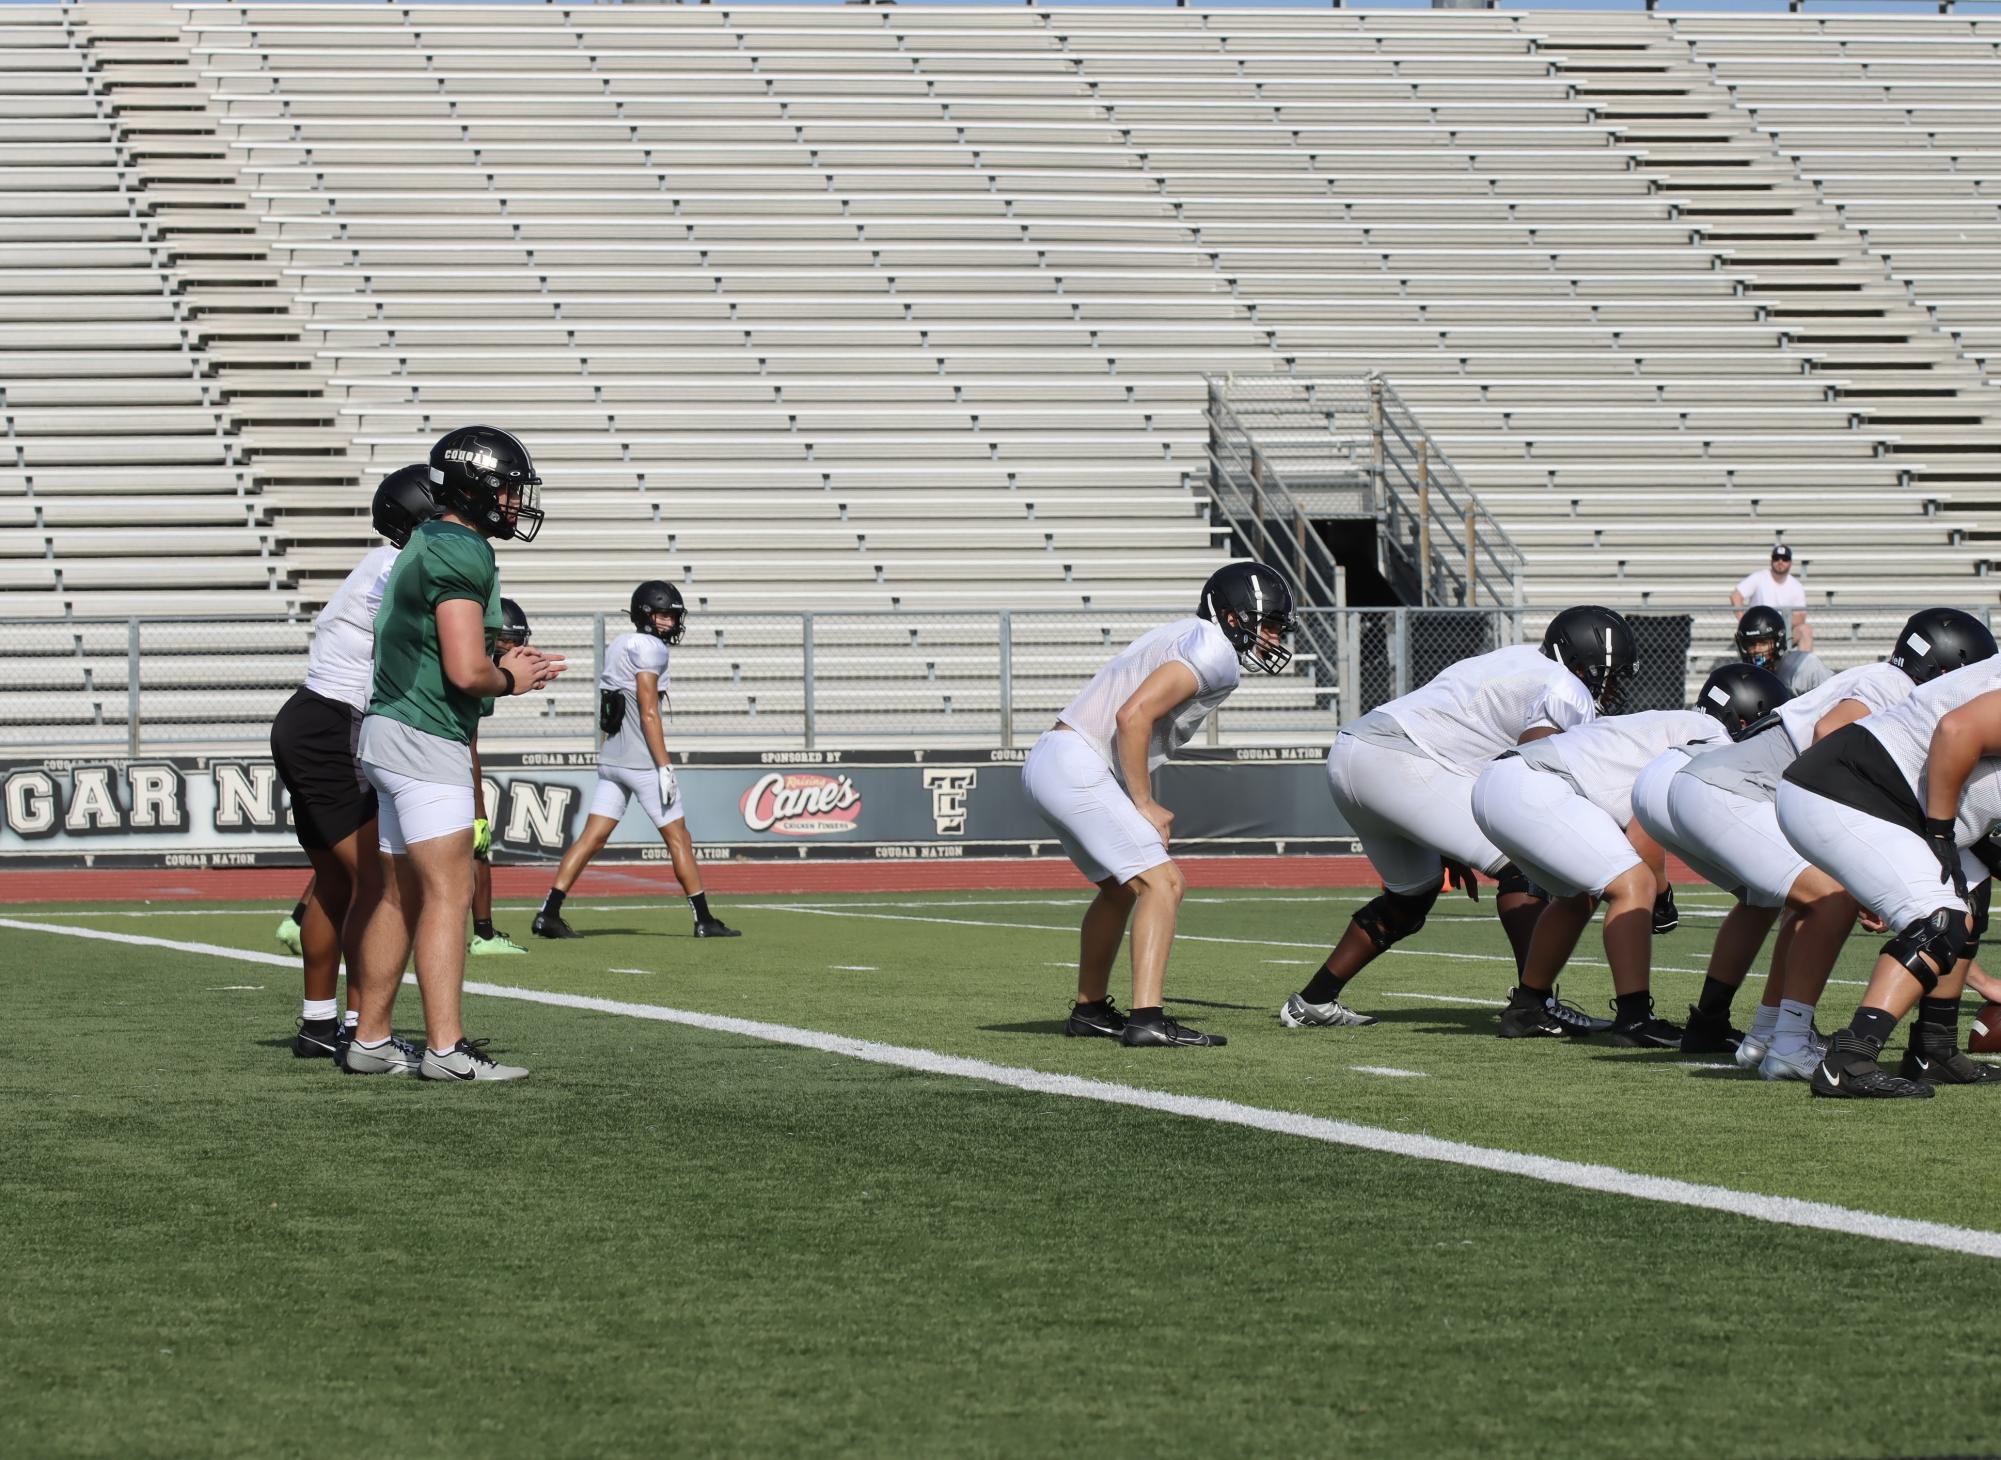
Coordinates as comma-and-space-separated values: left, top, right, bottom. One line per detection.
1197, 561, 1296, 674
1696, 662, 1789, 742
428, 425, 543, 542
1541, 605, 1638, 711
1889, 607, 1997, 684
370, 463, 434, 548
1734, 605, 1789, 668
497, 597, 530, 648
630, 580, 686, 645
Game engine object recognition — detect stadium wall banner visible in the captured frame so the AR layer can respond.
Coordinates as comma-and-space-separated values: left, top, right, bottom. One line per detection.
0, 749, 1354, 868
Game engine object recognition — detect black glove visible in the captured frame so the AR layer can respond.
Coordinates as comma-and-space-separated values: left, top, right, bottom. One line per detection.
1652, 886, 1679, 936
1441, 858, 1480, 902
1923, 817, 1969, 900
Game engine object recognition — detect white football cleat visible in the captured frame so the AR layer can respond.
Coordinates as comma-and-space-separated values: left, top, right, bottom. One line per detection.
1279, 992, 1379, 1029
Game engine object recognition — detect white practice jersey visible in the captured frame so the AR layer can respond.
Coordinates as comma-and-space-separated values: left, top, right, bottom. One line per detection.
1777, 661, 1914, 755
1524, 709, 1731, 828
1376, 643, 1597, 772
599, 631, 671, 770
1859, 658, 2001, 794
302, 544, 399, 711
1058, 617, 1241, 785
1954, 758, 2001, 848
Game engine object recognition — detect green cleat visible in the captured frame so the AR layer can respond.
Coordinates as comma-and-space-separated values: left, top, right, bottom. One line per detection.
469, 931, 528, 957
275, 916, 303, 956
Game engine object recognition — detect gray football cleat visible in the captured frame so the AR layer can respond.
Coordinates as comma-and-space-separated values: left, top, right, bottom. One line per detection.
340, 1033, 422, 1077
1734, 1033, 1770, 1071
1279, 992, 1379, 1029
420, 1039, 528, 1083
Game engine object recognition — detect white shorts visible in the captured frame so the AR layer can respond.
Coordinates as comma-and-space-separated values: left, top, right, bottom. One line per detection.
1471, 755, 1641, 900
1775, 782, 1980, 930
363, 763, 475, 855
1662, 772, 1807, 910
591, 763, 684, 830
1629, 750, 1690, 851
1021, 729, 1170, 886
1326, 734, 1508, 894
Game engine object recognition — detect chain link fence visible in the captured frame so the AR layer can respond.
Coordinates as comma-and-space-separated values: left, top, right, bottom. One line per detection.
0, 604, 1986, 756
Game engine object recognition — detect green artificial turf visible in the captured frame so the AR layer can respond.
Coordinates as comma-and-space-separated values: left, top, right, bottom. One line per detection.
4, 888, 2000, 1458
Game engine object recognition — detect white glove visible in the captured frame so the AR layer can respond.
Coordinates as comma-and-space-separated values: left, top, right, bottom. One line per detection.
656, 765, 679, 809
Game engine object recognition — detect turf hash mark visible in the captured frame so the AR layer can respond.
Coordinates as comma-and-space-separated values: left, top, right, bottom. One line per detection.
10, 914, 2001, 1264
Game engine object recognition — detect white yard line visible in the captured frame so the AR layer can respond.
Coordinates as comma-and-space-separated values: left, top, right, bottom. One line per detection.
9, 913, 2001, 1264
1348, 1065, 1428, 1079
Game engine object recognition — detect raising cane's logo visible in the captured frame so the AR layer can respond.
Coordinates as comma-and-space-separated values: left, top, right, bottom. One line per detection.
740, 771, 862, 837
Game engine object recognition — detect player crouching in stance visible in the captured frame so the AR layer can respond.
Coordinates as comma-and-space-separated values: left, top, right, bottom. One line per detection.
534, 580, 740, 941
1281, 605, 1632, 1032
1471, 668, 1769, 1046
1778, 642, 2001, 1098
468, 597, 532, 956
270, 465, 433, 1058
344, 426, 565, 1081
1022, 561, 1294, 1048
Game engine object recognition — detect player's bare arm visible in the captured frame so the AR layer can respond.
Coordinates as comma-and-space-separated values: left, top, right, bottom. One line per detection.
1811, 696, 1873, 743
1924, 689, 2001, 820
1113, 660, 1200, 847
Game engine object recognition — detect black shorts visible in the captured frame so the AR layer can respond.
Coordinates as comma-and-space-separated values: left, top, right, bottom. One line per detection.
270, 687, 378, 851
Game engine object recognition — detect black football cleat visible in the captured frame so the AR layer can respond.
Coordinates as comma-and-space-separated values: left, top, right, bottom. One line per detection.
531, 911, 582, 940
292, 1017, 341, 1060
1899, 1024, 2001, 1087
1679, 1004, 1744, 1056
1652, 887, 1680, 935
1065, 998, 1127, 1039
1498, 989, 1565, 1039
1608, 998, 1684, 1049
1120, 1016, 1225, 1048
1812, 1030, 1935, 1100
692, 917, 742, 939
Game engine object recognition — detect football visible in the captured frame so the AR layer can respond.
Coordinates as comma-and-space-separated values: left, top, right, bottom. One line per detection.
1971, 1003, 2001, 1055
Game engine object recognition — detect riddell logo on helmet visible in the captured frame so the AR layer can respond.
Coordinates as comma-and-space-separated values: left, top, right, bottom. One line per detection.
444, 448, 499, 472
740, 772, 862, 836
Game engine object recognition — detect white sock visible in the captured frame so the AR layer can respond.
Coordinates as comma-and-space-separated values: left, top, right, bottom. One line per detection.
1750, 1003, 1780, 1041
355, 1034, 390, 1051
1771, 998, 1817, 1052
343, 1010, 359, 1028
428, 1046, 457, 1060
303, 998, 338, 1023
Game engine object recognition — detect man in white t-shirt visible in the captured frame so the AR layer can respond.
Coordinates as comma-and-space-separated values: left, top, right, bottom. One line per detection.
1731, 543, 1812, 651
1021, 561, 1294, 1048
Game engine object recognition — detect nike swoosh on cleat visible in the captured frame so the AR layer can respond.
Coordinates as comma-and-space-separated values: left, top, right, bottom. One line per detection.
1818, 1064, 1840, 1088
1915, 1057, 1933, 1071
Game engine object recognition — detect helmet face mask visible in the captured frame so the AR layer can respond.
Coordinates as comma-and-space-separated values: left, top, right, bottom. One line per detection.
428, 426, 544, 542
629, 580, 686, 645
1198, 562, 1296, 675
493, 597, 531, 658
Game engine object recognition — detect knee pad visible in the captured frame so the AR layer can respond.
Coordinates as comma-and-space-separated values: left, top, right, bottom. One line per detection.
1354, 885, 1439, 952
1494, 862, 1544, 901
1883, 907, 1970, 992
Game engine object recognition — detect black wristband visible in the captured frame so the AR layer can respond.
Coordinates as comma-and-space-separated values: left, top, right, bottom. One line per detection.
497, 665, 516, 696
1924, 816, 1956, 838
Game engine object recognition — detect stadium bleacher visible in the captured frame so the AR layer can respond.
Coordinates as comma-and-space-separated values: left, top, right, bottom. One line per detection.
8, 2, 2001, 747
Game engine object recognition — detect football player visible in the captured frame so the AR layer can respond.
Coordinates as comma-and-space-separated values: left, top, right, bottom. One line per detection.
1470, 668, 1763, 1046
268, 464, 432, 1060
1022, 561, 1293, 1048
1729, 604, 1831, 694
1641, 609, 1995, 1077
344, 426, 565, 1082
468, 597, 532, 957
1279, 605, 1633, 1033
533, 580, 740, 941
1779, 648, 2001, 1097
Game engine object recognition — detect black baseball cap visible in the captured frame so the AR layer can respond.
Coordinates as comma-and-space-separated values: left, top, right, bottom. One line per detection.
1770, 544, 1792, 561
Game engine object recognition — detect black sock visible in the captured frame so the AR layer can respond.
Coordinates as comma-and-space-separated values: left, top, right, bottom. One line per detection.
1696, 976, 1739, 1021
1614, 990, 1653, 1023
689, 892, 711, 922
1075, 996, 1111, 1012
541, 888, 565, 916
289, 900, 307, 923
1127, 1005, 1165, 1027
474, 918, 496, 941
1848, 1004, 1900, 1053
1916, 995, 1962, 1031
1301, 961, 1350, 1005
1511, 983, 1549, 1005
